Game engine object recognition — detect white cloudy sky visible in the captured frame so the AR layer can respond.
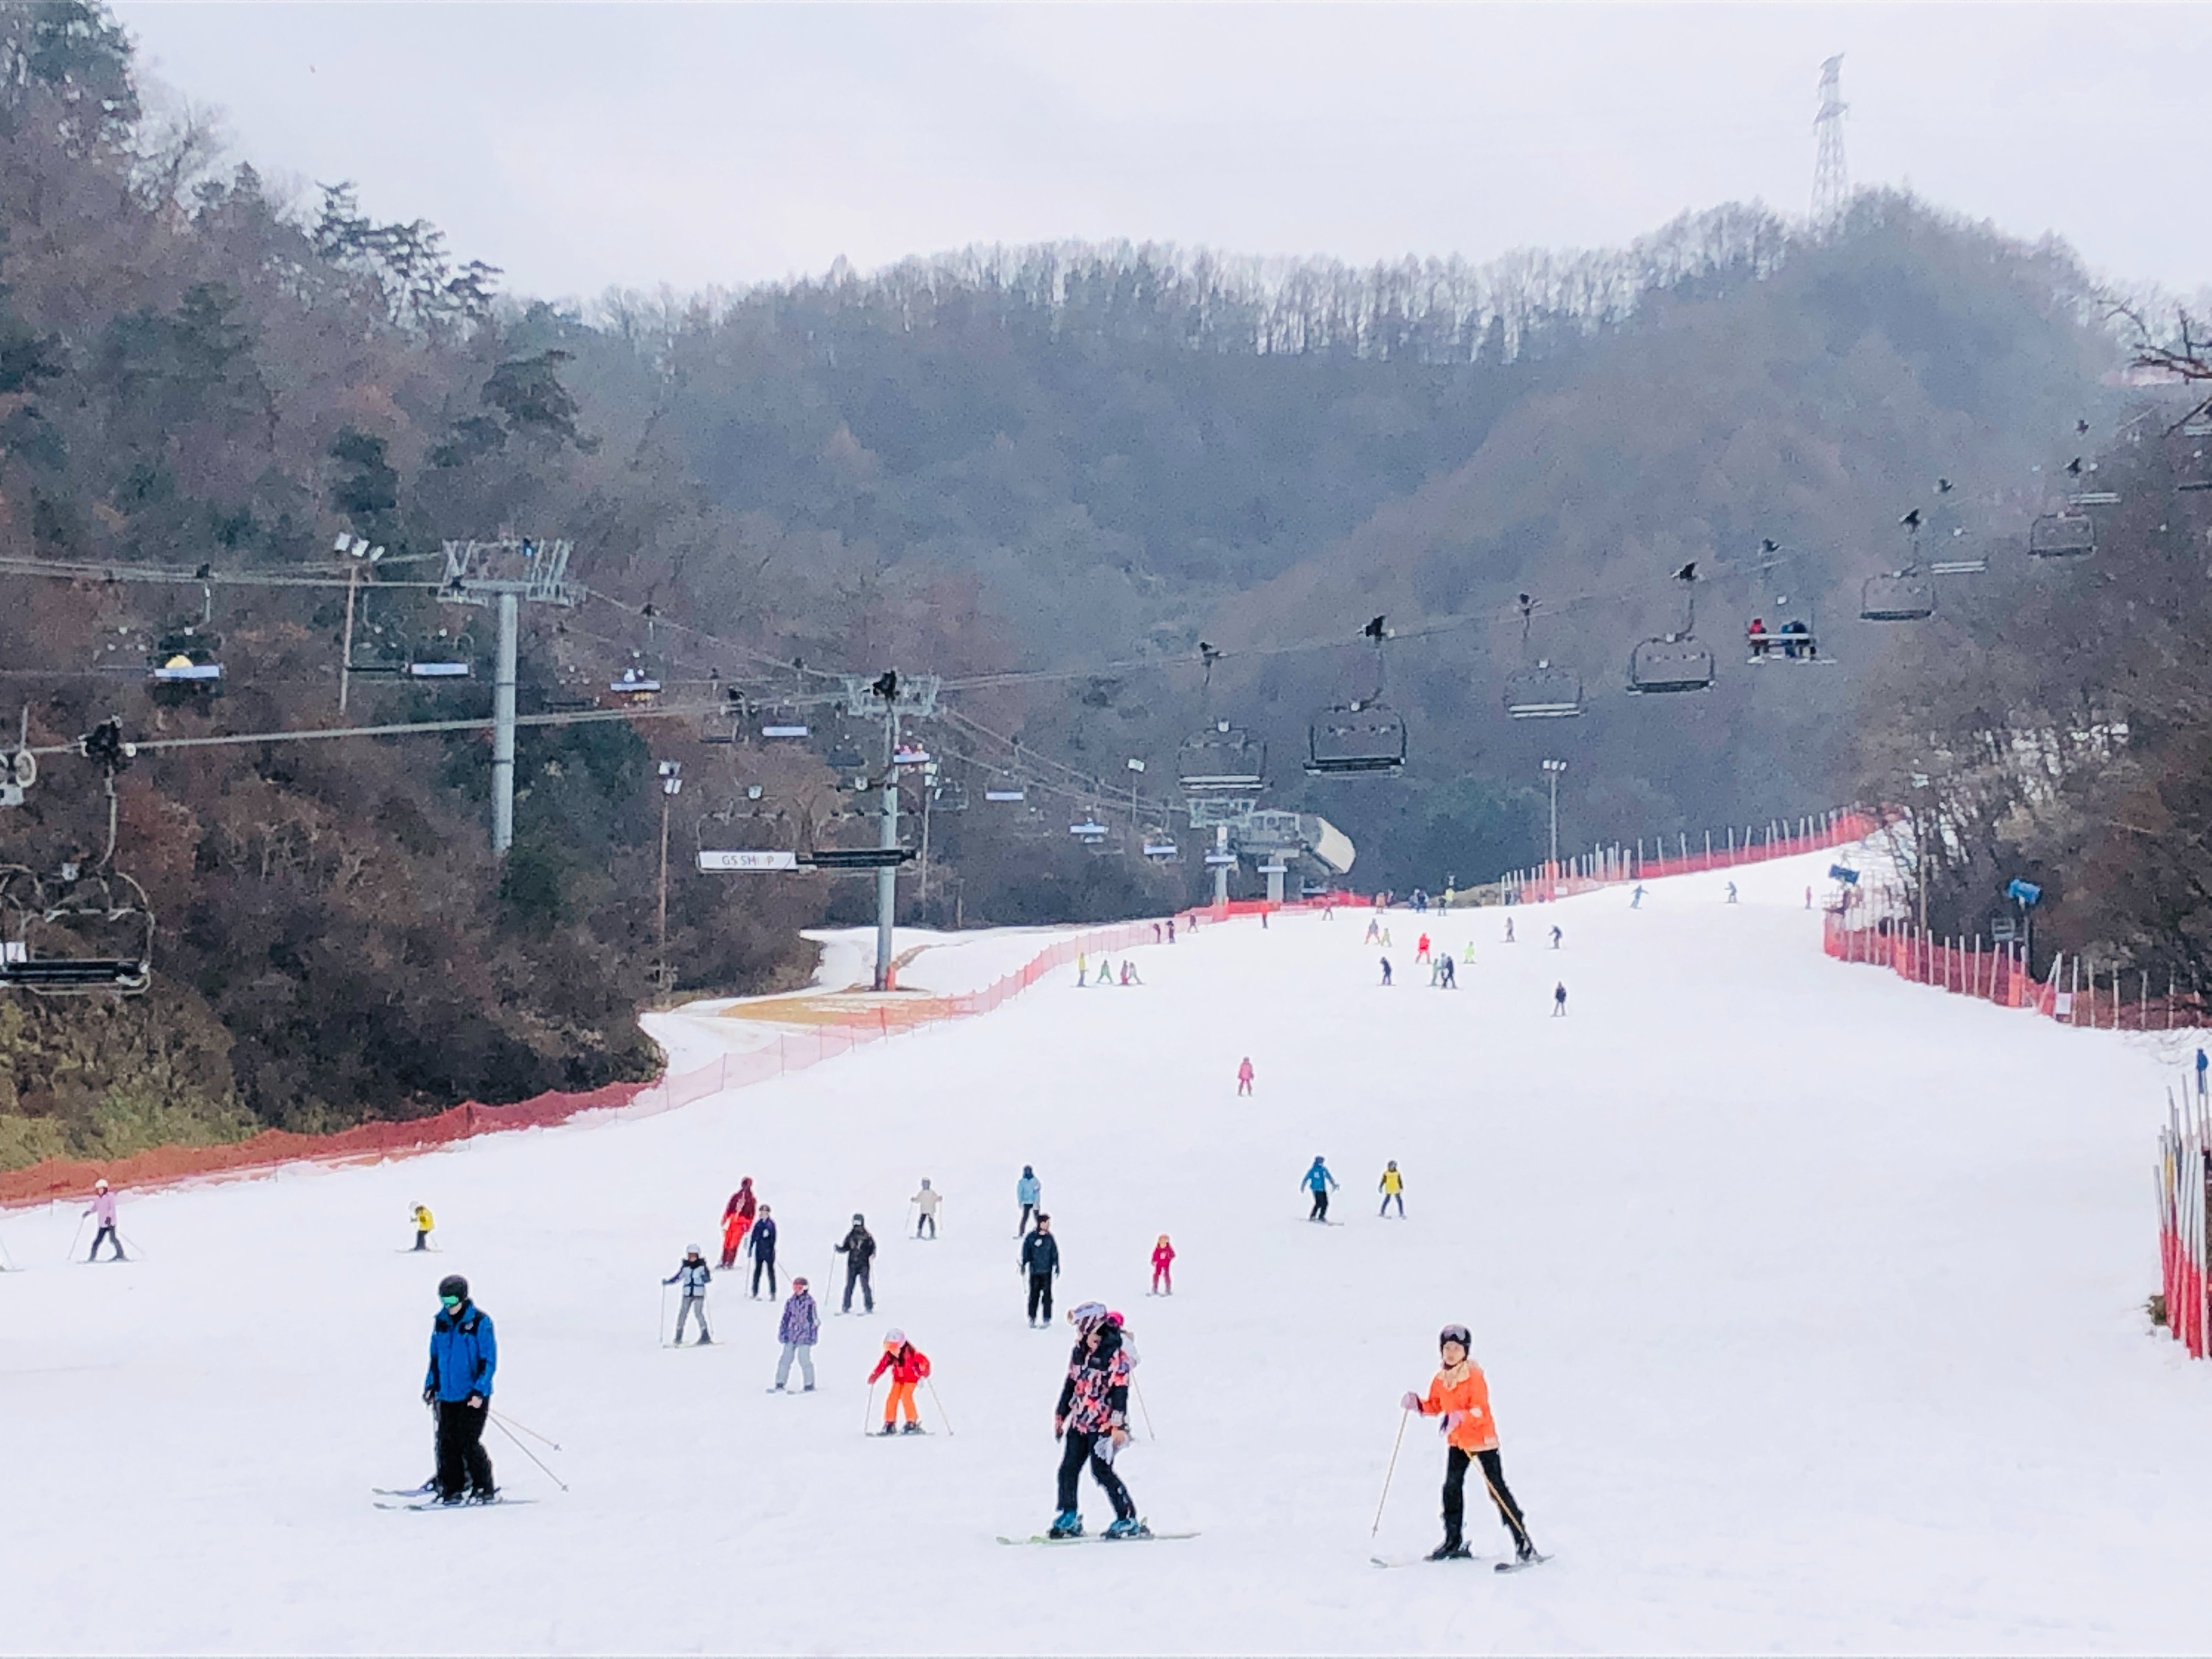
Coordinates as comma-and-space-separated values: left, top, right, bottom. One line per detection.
115, 4, 2212, 302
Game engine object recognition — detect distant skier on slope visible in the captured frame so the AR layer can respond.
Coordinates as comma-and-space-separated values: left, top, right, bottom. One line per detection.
1379, 1161, 1405, 1217
1236, 1057, 1255, 1096
1077, 952, 1088, 987
1400, 1324, 1538, 1565
83, 1179, 124, 1262
1364, 917, 1383, 945
769, 1276, 818, 1391
409, 1202, 435, 1253
1631, 884, 1646, 909
424, 1274, 498, 1505
1552, 981, 1568, 1017
1380, 957, 1393, 987
1304, 1156, 1340, 1222
1416, 933, 1431, 964
1016, 1166, 1042, 1235
1436, 955, 1456, 990
1549, 925, 1562, 949
835, 1214, 877, 1314
1725, 881, 1739, 904
1021, 1214, 1061, 1326
664, 1245, 714, 1346
1048, 1302, 1145, 1539
869, 1329, 932, 1435
1503, 917, 1514, 945
720, 1178, 757, 1269
747, 1206, 779, 1298
911, 1179, 943, 1239
1150, 1234, 1175, 1295
1119, 960, 1143, 986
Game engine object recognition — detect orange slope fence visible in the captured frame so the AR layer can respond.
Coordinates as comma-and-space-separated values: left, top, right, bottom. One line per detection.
2158, 1086, 2211, 1362
0, 911, 1243, 1211
1503, 808, 1880, 904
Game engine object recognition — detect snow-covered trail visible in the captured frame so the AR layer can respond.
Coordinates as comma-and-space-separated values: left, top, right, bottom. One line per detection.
2, 846, 2206, 1655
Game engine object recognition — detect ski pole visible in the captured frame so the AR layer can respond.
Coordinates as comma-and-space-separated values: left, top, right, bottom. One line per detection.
924, 1375, 955, 1437
0, 1230, 15, 1272
1371, 1408, 1410, 1537
658, 1283, 670, 1347
64, 1215, 86, 1262
1133, 1377, 1156, 1441
490, 1409, 563, 1451
862, 1377, 878, 1435
488, 1411, 569, 1492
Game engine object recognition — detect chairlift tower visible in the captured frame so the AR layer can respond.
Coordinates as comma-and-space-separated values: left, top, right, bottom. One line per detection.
840, 672, 940, 991
1812, 55, 1849, 223
437, 537, 582, 855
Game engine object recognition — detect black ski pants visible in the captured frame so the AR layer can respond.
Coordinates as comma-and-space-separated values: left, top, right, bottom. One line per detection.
1308, 1189, 1330, 1221
1443, 1445, 1530, 1553
751, 1254, 777, 1297
412, 1230, 429, 1252
1056, 1428, 1135, 1521
1027, 1272, 1054, 1324
917, 1212, 936, 1239
435, 1399, 495, 1500
1018, 1203, 1036, 1235
843, 1259, 873, 1313
88, 1224, 124, 1262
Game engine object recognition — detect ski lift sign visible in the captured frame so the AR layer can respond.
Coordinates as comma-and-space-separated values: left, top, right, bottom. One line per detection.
698, 850, 799, 872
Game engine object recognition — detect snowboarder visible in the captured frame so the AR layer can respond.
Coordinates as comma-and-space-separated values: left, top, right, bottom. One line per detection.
1049, 1303, 1144, 1539
720, 1178, 757, 1269
424, 1274, 498, 1505
1150, 1234, 1175, 1295
1119, 960, 1142, 986
1236, 1057, 1255, 1096
664, 1245, 714, 1345
83, 1179, 124, 1262
1725, 881, 1739, 904
869, 1330, 931, 1434
747, 1206, 779, 1298
1551, 981, 1568, 1017
1631, 884, 1645, 909
1304, 1156, 1340, 1221
1380, 957, 1393, 987
1549, 925, 1562, 949
1399, 1324, 1537, 1565
1503, 917, 1514, 945
911, 1178, 942, 1239
770, 1276, 818, 1391
1379, 1161, 1405, 1217
1021, 1214, 1061, 1326
835, 1214, 877, 1314
1016, 1166, 1041, 1235
409, 1202, 435, 1253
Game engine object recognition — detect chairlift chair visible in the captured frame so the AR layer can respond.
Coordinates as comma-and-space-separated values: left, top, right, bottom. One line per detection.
1860, 571, 1936, 622
1177, 720, 1266, 794
1503, 661, 1585, 719
0, 865, 153, 995
1305, 703, 1407, 775
1141, 833, 1181, 863
346, 620, 408, 680
931, 778, 968, 813
825, 740, 867, 772
611, 660, 662, 700
984, 780, 1027, 803
1627, 636, 1717, 694
761, 705, 810, 740
2028, 511, 2096, 559
410, 627, 475, 678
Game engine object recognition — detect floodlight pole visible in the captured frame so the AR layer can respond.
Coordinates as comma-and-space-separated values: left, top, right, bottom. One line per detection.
876, 705, 900, 992
339, 561, 361, 717
492, 591, 520, 855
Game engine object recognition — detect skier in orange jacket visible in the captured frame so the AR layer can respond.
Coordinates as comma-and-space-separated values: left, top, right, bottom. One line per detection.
1399, 1324, 1540, 1566
869, 1331, 932, 1435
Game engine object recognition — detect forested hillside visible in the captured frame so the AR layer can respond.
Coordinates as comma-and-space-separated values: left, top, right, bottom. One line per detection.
0, 1, 2138, 1166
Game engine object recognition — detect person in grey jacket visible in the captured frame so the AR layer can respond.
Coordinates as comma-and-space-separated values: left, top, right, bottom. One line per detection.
664, 1246, 713, 1345
771, 1276, 819, 1391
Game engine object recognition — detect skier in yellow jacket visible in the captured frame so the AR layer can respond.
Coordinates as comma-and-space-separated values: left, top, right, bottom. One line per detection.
410, 1203, 436, 1252
1377, 1162, 1405, 1219
1399, 1324, 1540, 1566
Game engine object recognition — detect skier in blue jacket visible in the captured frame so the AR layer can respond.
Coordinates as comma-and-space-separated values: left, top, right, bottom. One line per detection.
423, 1274, 498, 1504
1016, 1166, 1041, 1236
1303, 1156, 1340, 1222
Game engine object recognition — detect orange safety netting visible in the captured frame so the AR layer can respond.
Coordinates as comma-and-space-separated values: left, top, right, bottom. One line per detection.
1517, 810, 1881, 902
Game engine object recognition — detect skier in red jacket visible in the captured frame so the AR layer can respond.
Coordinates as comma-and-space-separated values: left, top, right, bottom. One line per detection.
720, 1179, 757, 1268
868, 1331, 932, 1435
1150, 1235, 1175, 1295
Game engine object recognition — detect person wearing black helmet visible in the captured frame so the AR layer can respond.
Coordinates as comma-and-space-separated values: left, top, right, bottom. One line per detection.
424, 1275, 498, 1505
835, 1213, 877, 1314
1398, 1324, 1539, 1566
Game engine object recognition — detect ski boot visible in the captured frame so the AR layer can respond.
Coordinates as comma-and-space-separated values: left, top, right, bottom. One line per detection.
900, 1421, 925, 1435
1047, 1510, 1083, 1540
877, 1422, 898, 1436
1103, 1517, 1150, 1540
697, 1335, 713, 1346
1425, 1540, 1470, 1561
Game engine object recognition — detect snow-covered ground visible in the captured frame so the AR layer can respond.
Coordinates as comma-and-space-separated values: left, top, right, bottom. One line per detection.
3, 845, 2208, 1655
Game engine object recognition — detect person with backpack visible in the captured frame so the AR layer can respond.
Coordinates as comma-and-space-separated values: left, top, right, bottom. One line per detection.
1400, 1324, 1539, 1565
769, 1276, 818, 1391
663, 1245, 713, 1345
746, 1206, 779, 1298
868, 1330, 932, 1434
1015, 1166, 1041, 1236
1048, 1302, 1145, 1539
423, 1274, 498, 1505
1150, 1234, 1175, 1295
1378, 1161, 1406, 1217
1303, 1156, 1340, 1222
1020, 1214, 1061, 1326
835, 1214, 877, 1314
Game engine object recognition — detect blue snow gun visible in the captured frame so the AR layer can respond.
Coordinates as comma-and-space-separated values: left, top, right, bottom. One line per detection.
1827, 864, 1860, 886
2005, 878, 2042, 908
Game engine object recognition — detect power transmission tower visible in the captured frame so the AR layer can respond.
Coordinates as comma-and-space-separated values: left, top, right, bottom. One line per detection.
1812, 55, 1849, 223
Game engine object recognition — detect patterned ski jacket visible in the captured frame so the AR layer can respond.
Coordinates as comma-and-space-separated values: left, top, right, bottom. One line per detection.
778, 1290, 818, 1346
1054, 1323, 1132, 1436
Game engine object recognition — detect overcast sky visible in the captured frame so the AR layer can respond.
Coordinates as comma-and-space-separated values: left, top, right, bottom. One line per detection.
114, 4, 2212, 305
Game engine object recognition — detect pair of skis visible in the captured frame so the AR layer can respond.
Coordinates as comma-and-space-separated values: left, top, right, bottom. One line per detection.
372, 1483, 536, 1512
1370, 1549, 1551, 1571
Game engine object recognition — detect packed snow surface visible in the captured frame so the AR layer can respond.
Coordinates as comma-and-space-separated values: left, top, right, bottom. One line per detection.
4, 846, 2208, 1655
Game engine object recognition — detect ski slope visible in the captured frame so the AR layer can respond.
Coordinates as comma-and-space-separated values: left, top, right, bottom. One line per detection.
3, 845, 2208, 1655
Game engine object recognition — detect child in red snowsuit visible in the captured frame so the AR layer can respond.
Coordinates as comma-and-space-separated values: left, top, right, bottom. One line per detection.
720, 1178, 757, 1269
1150, 1235, 1175, 1295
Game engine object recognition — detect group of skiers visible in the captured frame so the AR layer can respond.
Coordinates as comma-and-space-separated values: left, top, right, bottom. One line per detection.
1074, 954, 1144, 987
1302, 1156, 1415, 1222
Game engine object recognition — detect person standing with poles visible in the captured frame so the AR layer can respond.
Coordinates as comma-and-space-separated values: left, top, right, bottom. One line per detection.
1015, 1166, 1041, 1237
1020, 1214, 1060, 1326
84, 1179, 125, 1262
1552, 981, 1568, 1017
911, 1178, 943, 1239
663, 1245, 713, 1345
408, 1202, 436, 1253
1048, 1302, 1145, 1539
424, 1274, 498, 1505
868, 1330, 931, 1434
1303, 1156, 1340, 1222
835, 1213, 877, 1315
745, 1206, 779, 1299
1397, 1324, 1540, 1566
769, 1275, 818, 1392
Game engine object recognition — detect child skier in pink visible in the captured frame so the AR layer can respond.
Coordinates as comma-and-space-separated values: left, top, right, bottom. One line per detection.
1236, 1057, 1255, 1096
1150, 1235, 1175, 1295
